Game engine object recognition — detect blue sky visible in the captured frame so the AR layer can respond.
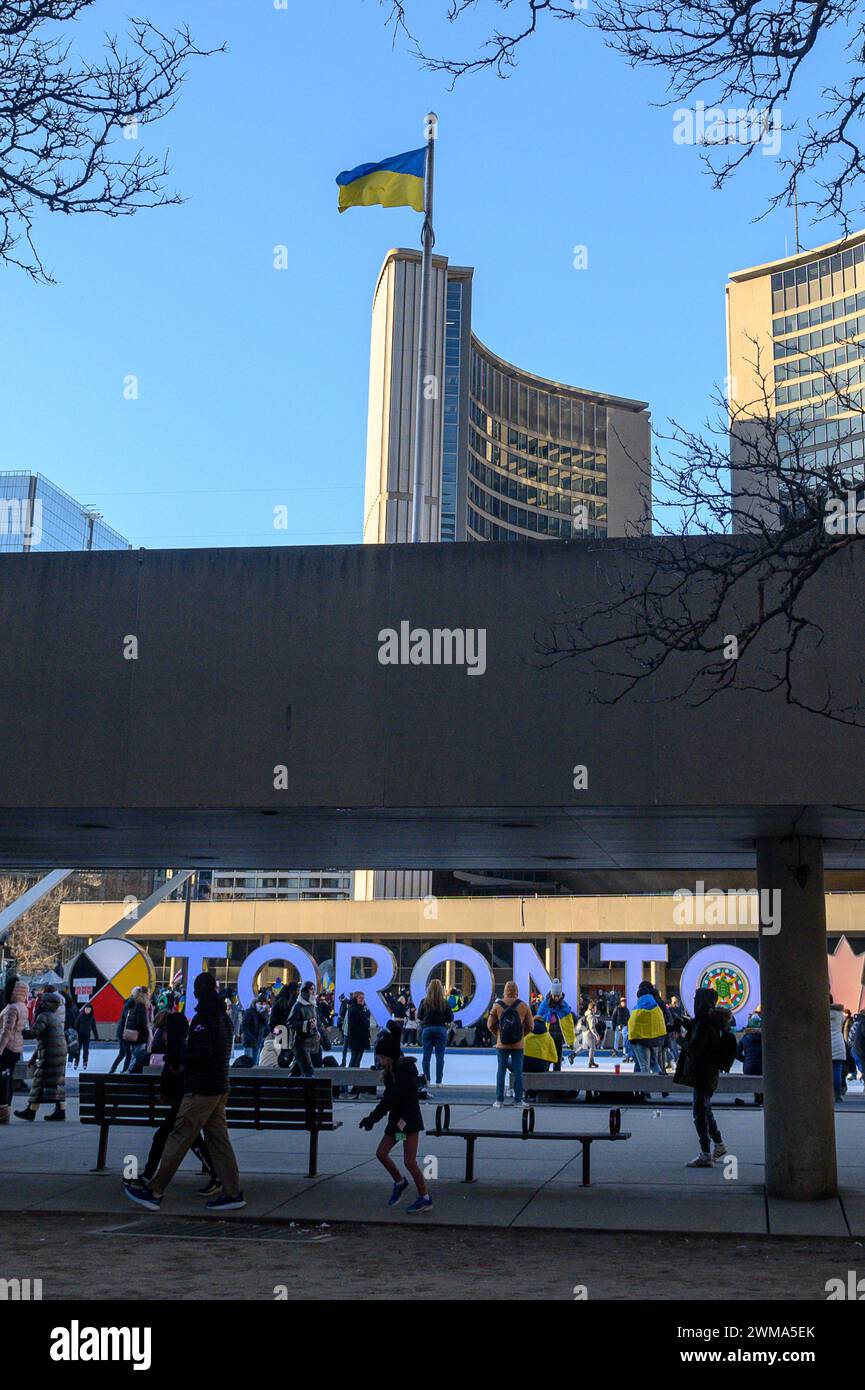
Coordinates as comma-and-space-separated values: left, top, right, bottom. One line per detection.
0, 0, 843, 548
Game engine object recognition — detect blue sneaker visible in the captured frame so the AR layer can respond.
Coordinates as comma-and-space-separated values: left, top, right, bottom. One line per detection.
388, 1177, 409, 1207
123, 1180, 162, 1212
406, 1194, 433, 1214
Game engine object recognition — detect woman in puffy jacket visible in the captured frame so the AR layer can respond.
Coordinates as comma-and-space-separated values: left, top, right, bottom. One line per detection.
0, 979, 29, 1122
15, 991, 67, 1122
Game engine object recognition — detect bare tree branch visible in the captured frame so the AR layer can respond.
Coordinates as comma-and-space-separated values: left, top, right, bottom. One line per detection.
0, 0, 222, 282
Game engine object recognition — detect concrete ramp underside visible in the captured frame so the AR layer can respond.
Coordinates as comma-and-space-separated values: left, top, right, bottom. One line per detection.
1, 538, 864, 868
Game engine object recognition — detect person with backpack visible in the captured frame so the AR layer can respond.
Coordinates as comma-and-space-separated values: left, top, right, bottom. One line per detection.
73, 1001, 99, 1070
675, 986, 737, 1168
358, 1025, 431, 1214
537, 981, 576, 1071
487, 980, 533, 1108
418, 979, 453, 1087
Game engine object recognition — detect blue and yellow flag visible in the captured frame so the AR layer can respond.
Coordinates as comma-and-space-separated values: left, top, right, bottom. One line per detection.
336, 146, 425, 214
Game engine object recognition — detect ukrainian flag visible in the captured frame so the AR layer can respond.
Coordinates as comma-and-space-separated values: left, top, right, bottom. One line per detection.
336, 147, 426, 214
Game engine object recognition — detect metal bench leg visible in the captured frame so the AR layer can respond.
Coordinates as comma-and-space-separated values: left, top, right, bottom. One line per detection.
93, 1124, 109, 1173
463, 1136, 476, 1184
308, 1127, 319, 1179
581, 1141, 592, 1187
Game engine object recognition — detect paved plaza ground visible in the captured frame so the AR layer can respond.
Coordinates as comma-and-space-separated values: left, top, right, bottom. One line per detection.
3, 1049, 864, 1301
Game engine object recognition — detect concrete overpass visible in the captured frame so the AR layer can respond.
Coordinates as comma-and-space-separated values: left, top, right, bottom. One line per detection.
2, 536, 865, 1201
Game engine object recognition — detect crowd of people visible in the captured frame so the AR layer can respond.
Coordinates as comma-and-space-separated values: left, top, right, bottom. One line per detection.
2, 968, 864, 1210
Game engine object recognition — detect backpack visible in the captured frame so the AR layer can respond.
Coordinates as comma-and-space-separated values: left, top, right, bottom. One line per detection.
498, 1001, 524, 1046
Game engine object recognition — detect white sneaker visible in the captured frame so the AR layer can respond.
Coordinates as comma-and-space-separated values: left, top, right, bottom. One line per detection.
516, 1099, 529, 1108
712, 1143, 727, 1159
686, 1153, 714, 1168
493, 1100, 503, 1109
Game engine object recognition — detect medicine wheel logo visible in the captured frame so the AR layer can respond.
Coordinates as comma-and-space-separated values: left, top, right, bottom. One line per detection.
68, 939, 155, 1025
699, 961, 749, 1013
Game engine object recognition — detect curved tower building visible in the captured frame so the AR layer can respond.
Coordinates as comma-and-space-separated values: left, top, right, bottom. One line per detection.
363, 248, 652, 545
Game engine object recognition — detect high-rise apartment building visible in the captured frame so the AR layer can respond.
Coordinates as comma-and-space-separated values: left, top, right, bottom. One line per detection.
0, 471, 130, 552
363, 249, 652, 545
727, 229, 865, 528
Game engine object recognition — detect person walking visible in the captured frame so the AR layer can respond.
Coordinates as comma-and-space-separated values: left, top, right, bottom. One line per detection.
487, 980, 533, 1108
140, 1010, 217, 1194
628, 982, 668, 1075
611, 996, 630, 1055
418, 979, 453, 1087
74, 1001, 99, 1070
123, 972, 245, 1212
108, 996, 133, 1073
359, 1025, 431, 1214
0, 979, 29, 1124
537, 981, 576, 1071
287, 981, 321, 1078
15, 990, 67, 1122
830, 995, 847, 1102
676, 986, 737, 1168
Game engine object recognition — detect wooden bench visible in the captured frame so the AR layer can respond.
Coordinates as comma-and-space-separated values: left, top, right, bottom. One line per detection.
429, 1103, 631, 1186
79, 1073, 341, 1177
523, 1070, 764, 1101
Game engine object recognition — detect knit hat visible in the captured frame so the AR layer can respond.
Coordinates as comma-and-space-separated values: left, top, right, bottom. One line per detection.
551, 980, 562, 994
374, 1026, 402, 1061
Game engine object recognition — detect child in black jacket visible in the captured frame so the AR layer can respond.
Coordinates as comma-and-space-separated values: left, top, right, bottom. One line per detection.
360, 1026, 431, 1213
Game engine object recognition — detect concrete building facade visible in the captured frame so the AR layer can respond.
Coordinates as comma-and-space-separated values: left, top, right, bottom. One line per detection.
726, 230, 865, 529
363, 248, 652, 545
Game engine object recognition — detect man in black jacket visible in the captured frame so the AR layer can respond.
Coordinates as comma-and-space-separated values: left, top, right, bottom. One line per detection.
124, 973, 245, 1213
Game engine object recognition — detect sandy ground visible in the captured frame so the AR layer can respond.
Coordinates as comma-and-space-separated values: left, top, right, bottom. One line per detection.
2, 1213, 862, 1300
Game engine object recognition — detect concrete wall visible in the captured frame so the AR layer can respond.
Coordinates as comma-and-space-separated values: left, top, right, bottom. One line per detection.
1, 538, 865, 866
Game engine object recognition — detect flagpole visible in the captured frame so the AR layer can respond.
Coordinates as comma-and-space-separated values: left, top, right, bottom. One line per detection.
410, 112, 438, 543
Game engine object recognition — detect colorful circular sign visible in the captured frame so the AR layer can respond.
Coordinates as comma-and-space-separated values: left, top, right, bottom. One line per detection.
68, 938, 155, 1025
698, 961, 750, 1013
679, 944, 759, 1027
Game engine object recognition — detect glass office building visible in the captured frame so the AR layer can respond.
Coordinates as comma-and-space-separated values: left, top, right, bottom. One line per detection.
727, 230, 865, 528
363, 248, 652, 544
0, 471, 129, 553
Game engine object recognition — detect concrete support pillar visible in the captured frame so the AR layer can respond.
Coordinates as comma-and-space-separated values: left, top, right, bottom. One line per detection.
756, 836, 837, 1200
